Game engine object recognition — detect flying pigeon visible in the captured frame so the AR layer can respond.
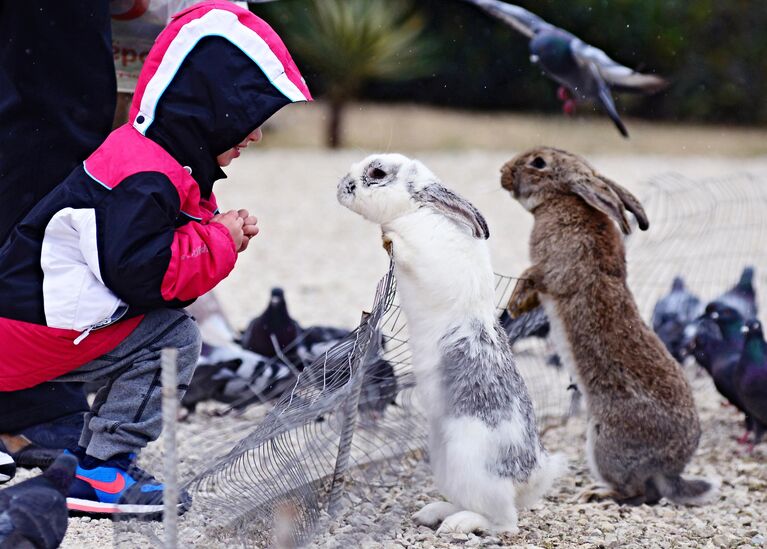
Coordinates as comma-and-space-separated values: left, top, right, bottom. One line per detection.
713, 266, 758, 321
652, 276, 703, 362
735, 320, 767, 448
241, 287, 302, 358
0, 453, 76, 549
0, 453, 13, 485
461, 0, 667, 137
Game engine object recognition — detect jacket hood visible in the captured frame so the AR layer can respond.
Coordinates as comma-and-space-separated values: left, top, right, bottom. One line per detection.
128, 1, 312, 197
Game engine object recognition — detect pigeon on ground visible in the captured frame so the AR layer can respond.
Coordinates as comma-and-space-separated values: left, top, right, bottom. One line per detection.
714, 266, 758, 321
357, 329, 398, 418
182, 343, 295, 415
305, 323, 399, 423
652, 276, 703, 361
735, 320, 767, 448
241, 288, 302, 358
684, 304, 754, 443
0, 453, 76, 549
0, 453, 13, 485
499, 305, 562, 367
499, 306, 550, 344
461, 0, 667, 137
185, 287, 399, 416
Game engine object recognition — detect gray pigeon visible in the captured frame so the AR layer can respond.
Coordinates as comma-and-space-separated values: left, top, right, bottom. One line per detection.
652, 276, 703, 361
0, 453, 76, 549
461, 0, 667, 137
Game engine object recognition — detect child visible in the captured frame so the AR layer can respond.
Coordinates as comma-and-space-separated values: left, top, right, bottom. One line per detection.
0, 0, 311, 515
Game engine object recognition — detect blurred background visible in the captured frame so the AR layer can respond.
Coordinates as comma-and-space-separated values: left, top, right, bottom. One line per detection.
244, 0, 767, 153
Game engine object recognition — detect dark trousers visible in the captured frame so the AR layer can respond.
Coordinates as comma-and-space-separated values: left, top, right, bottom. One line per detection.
0, 0, 115, 431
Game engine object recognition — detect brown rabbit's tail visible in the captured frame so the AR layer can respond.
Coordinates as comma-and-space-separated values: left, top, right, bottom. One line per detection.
654, 474, 720, 506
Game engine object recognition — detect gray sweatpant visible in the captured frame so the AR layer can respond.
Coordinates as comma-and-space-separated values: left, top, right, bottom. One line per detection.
55, 309, 201, 460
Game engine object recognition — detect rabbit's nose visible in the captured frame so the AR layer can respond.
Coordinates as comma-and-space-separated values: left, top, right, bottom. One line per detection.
342, 176, 356, 194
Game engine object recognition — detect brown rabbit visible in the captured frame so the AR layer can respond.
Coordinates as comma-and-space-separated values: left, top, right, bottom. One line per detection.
500, 146, 719, 506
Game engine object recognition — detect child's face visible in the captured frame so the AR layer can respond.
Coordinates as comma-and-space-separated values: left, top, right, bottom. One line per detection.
217, 127, 263, 167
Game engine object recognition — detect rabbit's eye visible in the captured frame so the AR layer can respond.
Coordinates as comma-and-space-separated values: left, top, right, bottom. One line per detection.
530, 157, 547, 169
367, 167, 387, 179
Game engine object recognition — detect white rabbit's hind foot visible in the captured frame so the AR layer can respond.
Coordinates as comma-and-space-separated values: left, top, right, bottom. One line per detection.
412, 501, 459, 528
436, 510, 492, 535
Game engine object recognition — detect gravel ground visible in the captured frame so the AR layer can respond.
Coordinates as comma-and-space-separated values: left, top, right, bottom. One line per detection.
309, 372, 767, 549
6, 148, 767, 548
49, 372, 767, 549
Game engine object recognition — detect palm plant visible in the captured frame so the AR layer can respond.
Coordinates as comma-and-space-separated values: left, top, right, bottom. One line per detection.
277, 0, 436, 148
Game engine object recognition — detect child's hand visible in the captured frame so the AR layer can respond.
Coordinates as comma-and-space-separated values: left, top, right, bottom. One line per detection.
237, 209, 259, 253
210, 210, 244, 251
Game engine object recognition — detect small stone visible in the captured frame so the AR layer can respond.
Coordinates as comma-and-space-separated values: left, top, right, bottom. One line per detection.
450, 533, 469, 542
752, 534, 765, 546
692, 520, 716, 539
713, 534, 733, 547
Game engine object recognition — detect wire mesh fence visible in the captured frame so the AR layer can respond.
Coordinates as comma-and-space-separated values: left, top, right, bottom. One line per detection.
627, 172, 767, 319
114, 171, 767, 547
112, 264, 572, 547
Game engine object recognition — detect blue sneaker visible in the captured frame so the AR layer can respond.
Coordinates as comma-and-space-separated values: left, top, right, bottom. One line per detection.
0, 450, 15, 484
66, 451, 191, 517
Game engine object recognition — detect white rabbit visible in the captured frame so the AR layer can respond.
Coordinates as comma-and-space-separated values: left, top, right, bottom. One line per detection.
337, 153, 566, 535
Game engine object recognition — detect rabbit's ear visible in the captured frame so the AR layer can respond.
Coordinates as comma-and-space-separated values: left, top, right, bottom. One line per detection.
413, 183, 490, 240
571, 178, 633, 235
597, 175, 649, 231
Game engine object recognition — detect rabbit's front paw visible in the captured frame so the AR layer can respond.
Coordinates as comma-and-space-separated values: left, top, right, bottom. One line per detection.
436, 510, 491, 535
508, 265, 545, 317
508, 278, 539, 317
381, 232, 393, 256
412, 501, 459, 527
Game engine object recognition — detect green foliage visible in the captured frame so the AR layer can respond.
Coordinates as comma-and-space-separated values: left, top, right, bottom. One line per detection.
256, 0, 437, 102
254, 0, 767, 125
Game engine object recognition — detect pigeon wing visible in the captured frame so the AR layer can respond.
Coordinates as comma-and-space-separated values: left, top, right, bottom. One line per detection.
571, 38, 667, 93
462, 0, 553, 38
585, 62, 630, 137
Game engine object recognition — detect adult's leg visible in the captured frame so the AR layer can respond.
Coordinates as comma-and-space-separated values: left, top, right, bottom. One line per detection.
0, 0, 116, 438
0, 0, 116, 240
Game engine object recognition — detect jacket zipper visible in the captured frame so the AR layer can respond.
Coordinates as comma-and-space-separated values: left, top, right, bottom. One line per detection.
73, 305, 130, 345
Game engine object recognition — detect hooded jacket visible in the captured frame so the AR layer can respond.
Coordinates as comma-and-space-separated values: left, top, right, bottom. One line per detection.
0, 1, 312, 390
